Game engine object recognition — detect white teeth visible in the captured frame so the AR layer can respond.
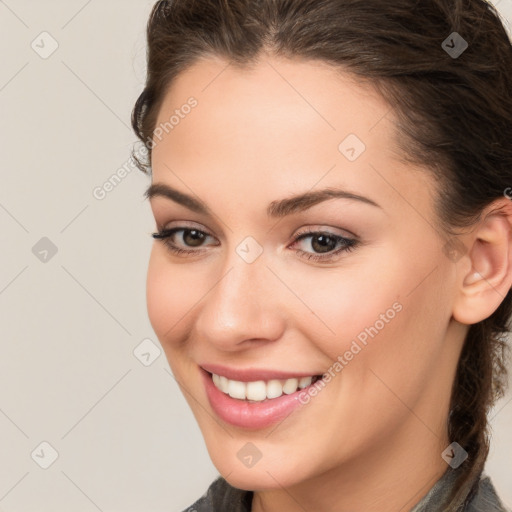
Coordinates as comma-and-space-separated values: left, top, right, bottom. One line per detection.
267, 379, 283, 399
299, 376, 313, 389
211, 373, 318, 402
228, 380, 246, 400
246, 380, 267, 401
219, 375, 229, 393
282, 378, 299, 394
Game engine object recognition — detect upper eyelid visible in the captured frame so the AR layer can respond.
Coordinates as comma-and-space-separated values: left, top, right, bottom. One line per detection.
157, 220, 214, 234
295, 224, 357, 239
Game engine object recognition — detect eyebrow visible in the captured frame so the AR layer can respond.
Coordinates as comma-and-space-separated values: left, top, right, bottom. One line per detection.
144, 182, 381, 218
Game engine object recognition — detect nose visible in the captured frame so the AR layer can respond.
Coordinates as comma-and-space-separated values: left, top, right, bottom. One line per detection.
193, 250, 286, 351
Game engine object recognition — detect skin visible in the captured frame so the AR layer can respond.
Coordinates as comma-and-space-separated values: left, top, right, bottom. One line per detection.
145, 53, 512, 512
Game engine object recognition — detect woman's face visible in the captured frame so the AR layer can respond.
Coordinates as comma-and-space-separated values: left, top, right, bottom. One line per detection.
146, 55, 466, 492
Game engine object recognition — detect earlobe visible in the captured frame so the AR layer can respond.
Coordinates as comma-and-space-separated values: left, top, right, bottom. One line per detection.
452, 198, 512, 325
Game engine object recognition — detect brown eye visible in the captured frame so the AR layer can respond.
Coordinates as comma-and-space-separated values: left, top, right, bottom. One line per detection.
291, 230, 358, 262
182, 229, 207, 247
151, 227, 217, 256
309, 234, 338, 253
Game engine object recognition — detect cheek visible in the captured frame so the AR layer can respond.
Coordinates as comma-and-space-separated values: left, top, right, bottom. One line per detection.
286, 261, 404, 361
290, 245, 450, 367
145, 248, 199, 349
322, 260, 453, 425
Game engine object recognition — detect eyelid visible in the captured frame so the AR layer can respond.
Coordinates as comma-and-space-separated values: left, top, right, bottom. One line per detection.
157, 220, 215, 237
293, 224, 358, 240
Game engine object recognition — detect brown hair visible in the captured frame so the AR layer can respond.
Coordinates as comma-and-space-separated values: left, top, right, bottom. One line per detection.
131, 0, 512, 507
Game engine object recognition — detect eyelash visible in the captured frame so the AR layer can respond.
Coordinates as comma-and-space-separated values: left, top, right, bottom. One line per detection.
151, 225, 358, 263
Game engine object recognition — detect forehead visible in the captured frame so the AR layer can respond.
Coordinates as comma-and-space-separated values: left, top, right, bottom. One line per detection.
150, 55, 439, 230
154, 54, 393, 148
152, 55, 398, 174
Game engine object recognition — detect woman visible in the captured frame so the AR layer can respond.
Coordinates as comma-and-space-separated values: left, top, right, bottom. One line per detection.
131, 0, 512, 510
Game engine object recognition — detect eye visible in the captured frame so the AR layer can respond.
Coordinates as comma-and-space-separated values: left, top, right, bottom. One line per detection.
152, 226, 218, 256
290, 229, 358, 262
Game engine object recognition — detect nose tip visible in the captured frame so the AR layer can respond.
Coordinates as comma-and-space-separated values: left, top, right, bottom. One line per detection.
193, 262, 285, 351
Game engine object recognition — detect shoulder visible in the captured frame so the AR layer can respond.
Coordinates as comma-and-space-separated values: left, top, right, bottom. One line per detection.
465, 474, 511, 512
180, 476, 253, 512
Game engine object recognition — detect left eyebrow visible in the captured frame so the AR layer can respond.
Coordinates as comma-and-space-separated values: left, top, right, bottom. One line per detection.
266, 187, 382, 217
144, 183, 382, 218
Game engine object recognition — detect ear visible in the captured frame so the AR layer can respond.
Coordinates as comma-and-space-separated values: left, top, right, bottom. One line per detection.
452, 197, 512, 325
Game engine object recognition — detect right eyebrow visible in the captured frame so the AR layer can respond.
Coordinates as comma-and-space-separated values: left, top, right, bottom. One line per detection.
145, 183, 211, 215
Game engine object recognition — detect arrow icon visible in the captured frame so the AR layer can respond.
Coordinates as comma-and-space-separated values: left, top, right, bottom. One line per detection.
134, 338, 161, 366
237, 441, 262, 467
31, 441, 59, 469
236, 237, 263, 263
442, 32, 468, 59
32, 237, 58, 262
442, 441, 468, 468
31, 31, 59, 60
339, 134, 366, 161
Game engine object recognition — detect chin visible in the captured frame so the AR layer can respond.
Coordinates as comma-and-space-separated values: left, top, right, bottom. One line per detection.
209, 448, 312, 492
222, 468, 299, 492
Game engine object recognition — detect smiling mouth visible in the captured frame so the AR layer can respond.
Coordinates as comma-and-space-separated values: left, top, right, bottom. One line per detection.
209, 372, 323, 402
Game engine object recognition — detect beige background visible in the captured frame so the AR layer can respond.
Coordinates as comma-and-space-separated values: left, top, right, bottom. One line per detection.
0, 1, 511, 510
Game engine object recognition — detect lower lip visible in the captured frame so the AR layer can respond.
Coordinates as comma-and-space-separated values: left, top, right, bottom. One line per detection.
201, 367, 319, 429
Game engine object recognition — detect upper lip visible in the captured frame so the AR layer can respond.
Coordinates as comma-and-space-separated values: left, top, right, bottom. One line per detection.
200, 363, 322, 382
